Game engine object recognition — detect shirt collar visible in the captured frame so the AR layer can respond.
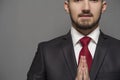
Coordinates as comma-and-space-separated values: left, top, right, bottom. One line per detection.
71, 26, 100, 46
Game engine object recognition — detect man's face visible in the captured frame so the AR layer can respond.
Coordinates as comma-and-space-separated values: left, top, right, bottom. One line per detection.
64, 0, 107, 30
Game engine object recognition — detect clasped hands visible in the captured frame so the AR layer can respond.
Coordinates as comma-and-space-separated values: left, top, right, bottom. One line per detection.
75, 56, 90, 80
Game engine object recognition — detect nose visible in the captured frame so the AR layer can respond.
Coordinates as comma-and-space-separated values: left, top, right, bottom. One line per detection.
82, 1, 90, 13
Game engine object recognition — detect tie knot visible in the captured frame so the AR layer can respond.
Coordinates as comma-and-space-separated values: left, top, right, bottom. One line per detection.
80, 37, 91, 46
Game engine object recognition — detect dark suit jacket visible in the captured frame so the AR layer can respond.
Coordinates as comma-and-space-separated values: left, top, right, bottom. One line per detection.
27, 32, 120, 80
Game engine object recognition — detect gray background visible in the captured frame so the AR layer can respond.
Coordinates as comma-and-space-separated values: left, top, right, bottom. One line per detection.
0, 0, 120, 80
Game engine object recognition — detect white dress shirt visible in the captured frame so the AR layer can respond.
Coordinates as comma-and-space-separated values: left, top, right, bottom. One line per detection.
71, 26, 100, 64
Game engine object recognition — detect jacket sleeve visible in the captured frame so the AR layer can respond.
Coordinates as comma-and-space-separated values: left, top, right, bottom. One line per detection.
27, 43, 46, 80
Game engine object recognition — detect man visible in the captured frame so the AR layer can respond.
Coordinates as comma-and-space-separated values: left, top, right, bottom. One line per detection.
27, 0, 120, 80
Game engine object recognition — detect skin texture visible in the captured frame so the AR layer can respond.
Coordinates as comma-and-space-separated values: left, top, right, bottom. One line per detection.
64, 0, 107, 35
76, 56, 90, 80
64, 0, 107, 79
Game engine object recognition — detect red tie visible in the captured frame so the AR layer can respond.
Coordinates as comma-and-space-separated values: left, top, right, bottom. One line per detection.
78, 37, 92, 71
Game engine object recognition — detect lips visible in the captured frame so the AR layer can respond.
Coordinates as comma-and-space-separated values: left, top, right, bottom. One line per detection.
78, 13, 93, 17
81, 15, 92, 17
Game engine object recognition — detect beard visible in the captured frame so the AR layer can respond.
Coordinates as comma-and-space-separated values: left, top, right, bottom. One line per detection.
70, 13, 102, 30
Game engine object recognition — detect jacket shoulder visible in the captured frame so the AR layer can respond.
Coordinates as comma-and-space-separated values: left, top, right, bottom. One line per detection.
104, 34, 120, 46
38, 33, 70, 47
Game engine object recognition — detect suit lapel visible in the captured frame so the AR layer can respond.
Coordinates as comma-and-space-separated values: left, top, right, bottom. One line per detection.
61, 32, 77, 79
60, 32, 109, 80
90, 32, 109, 80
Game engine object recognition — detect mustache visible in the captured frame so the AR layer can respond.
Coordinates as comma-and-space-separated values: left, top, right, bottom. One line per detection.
78, 13, 93, 17
78, 10, 93, 17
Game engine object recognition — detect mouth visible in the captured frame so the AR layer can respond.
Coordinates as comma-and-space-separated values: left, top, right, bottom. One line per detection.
79, 14, 93, 20
81, 15, 92, 17
79, 13, 93, 18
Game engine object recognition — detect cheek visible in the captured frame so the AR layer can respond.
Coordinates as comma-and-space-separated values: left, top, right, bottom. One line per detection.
93, 9, 102, 19
69, 9, 78, 20
69, 5, 80, 16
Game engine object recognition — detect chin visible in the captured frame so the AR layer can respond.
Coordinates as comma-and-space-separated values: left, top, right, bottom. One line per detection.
78, 26, 94, 30
77, 23, 97, 30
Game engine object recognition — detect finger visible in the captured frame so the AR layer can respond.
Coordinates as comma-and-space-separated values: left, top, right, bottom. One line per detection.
83, 68, 90, 80
78, 56, 84, 72
76, 67, 83, 80
76, 56, 84, 80
83, 56, 90, 80
83, 56, 89, 72
83, 70, 90, 80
